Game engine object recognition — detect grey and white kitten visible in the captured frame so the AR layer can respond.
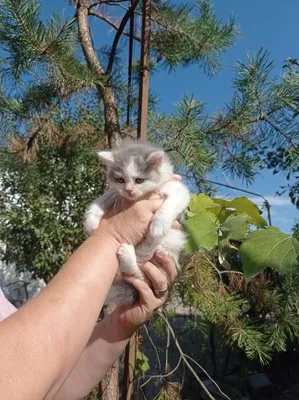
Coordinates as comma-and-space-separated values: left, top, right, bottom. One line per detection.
84, 140, 190, 305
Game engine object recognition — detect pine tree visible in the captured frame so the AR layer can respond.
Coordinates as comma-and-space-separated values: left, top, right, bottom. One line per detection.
1, 1, 299, 399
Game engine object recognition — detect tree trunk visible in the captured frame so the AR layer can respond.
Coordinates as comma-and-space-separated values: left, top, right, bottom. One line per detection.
77, 1, 122, 148
77, 2, 124, 399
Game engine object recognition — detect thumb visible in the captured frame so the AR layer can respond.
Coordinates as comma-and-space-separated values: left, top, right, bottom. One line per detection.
172, 174, 182, 181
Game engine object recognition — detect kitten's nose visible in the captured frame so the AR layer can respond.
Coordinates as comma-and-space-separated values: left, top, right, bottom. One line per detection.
125, 189, 133, 195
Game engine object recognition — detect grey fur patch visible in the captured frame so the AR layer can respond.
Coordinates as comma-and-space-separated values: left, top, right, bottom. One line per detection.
107, 140, 170, 185
112, 141, 166, 172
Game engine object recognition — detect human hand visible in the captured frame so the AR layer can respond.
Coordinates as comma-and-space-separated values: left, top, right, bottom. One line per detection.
93, 174, 181, 247
111, 250, 177, 335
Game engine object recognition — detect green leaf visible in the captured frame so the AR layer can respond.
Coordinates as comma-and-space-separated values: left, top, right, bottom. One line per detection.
184, 211, 219, 252
220, 212, 250, 243
189, 193, 218, 214
214, 197, 267, 228
207, 207, 235, 224
213, 198, 231, 208
240, 227, 299, 281
136, 348, 150, 373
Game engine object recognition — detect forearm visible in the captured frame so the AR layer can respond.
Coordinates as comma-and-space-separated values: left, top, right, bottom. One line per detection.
0, 233, 119, 400
54, 310, 135, 400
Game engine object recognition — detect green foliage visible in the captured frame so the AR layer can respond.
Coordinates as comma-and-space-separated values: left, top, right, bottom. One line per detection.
240, 227, 299, 280
0, 110, 106, 282
185, 210, 218, 251
0, 0, 298, 388
149, 95, 216, 189
211, 49, 299, 204
0, 0, 104, 125
151, 0, 239, 74
136, 348, 150, 373
185, 193, 299, 280
180, 193, 299, 365
213, 196, 267, 228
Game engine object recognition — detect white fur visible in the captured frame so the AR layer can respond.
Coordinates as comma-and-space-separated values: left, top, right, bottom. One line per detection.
117, 244, 143, 278
126, 160, 139, 178
84, 144, 190, 305
84, 188, 119, 234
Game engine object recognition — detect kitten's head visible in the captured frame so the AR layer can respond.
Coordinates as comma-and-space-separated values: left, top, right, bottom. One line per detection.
98, 141, 173, 200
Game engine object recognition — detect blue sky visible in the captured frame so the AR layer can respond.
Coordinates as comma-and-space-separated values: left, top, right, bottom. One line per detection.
44, 0, 299, 233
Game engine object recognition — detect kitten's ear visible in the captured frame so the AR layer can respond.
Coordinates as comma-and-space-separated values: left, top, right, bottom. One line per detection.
147, 151, 164, 167
97, 151, 114, 166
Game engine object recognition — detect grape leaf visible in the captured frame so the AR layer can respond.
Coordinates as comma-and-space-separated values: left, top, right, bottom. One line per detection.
208, 207, 235, 224
240, 227, 299, 281
189, 193, 220, 215
220, 212, 250, 243
214, 197, 267, 228
184, 211, 219, 252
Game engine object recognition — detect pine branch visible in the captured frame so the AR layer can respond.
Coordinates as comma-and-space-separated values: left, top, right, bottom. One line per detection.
114, 0, 238, 72
24, 91, 68, 153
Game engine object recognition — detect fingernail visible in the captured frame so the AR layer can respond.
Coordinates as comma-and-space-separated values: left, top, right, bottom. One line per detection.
155, 250, 168, 259
137, 262, 145, 267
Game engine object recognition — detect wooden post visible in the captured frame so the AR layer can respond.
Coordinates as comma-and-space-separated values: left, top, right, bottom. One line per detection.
100, 305, 119, 400
121, 332, 137, 400
126, 0, 135, 127
137, 0, 152, 140
122, 1, 152, 399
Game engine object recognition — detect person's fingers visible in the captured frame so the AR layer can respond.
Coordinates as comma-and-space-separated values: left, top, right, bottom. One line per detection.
121, 273, 158, 305
139, 262, 168, 293
154, 250, 178, 284
171, 220, 182, 230
146, 192, 164, 200
145, 198, 164, 213
172, 174, 182, 181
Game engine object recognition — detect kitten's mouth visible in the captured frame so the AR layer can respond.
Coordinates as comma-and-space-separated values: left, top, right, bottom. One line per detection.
122, 192, 138, 200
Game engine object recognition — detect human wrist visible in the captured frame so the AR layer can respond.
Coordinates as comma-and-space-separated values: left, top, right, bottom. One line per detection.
90, 228, 120, 253
108, 308, 138, 339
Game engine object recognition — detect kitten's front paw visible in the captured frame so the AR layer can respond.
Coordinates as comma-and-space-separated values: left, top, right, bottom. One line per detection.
149, 216, 170, 239
84, 216, 100, 235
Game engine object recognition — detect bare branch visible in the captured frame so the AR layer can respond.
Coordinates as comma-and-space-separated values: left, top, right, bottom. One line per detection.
159, 312, 232, 400
140, 356, 182, 388
106, 0, 140, 74
144, 324, 162, 375
89, 0, 128, 7
88, 9, 140, 41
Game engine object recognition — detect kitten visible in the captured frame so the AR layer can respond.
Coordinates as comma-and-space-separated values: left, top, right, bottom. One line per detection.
84, 140, 190, 305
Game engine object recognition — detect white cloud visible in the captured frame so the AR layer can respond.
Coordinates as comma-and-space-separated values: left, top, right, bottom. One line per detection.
248, 196, 292, 207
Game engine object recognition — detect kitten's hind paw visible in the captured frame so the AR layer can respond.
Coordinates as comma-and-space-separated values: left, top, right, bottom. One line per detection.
117, 244, 135, 262
118, 244, 138, 276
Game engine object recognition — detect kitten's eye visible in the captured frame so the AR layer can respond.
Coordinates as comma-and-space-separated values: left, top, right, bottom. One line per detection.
135, 178, 144, 184
116, 177, 125, 183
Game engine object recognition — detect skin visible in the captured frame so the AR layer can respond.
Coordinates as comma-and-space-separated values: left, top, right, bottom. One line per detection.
0, 184, 181, 400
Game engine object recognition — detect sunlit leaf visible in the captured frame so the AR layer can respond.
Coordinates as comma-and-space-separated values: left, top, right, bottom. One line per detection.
240, 227, 299, 281
214, 197, 267, 228
184, 211, 219, 252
